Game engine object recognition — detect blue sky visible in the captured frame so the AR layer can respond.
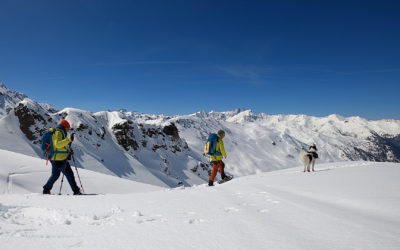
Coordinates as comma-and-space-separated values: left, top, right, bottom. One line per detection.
1, 0, 399, 119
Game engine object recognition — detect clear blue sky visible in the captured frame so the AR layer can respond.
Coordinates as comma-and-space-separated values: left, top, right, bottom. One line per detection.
1, 0, 399, 119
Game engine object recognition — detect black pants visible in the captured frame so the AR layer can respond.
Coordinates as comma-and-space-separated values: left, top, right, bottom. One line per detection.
43, 160, 79, 192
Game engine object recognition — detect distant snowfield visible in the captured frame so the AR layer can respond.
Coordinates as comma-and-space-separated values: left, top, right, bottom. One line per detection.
1, 150, 399, 250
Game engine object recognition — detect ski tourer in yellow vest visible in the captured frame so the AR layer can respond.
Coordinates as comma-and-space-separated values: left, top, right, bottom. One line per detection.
208, 130, 230, 186
43, 120, 81, 195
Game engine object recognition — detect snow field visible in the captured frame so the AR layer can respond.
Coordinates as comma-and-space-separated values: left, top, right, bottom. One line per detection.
1, 160, 400, 250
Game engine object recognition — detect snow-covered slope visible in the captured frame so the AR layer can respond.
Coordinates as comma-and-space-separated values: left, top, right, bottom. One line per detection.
0, 149, 162, 194
1, 84, 400, 188
1, 154, 399, 250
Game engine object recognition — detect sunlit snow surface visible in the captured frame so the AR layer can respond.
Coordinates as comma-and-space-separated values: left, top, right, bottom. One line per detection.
1, 150, 399, 250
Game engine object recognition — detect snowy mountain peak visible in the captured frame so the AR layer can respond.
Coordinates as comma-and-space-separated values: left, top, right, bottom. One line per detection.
189, 109, 256, 122
226, 109, 257, 123
0, 83, 29, 118
39, 103, 58, 113
327, 114, 345, 121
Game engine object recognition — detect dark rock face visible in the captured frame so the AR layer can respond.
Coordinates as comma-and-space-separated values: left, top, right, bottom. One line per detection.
163, 123, 180, 141
111, 121, 185, 154
0, 92, 5, 114
191, 162, 212, 176
146, 127, 159, 137
14, 103, 47, 143
368, 133, 400, 162
343, 133, 400, 162
112, 121, 139, 151
77, 123, 106, 141
77, 124, 89, 131
384, 135, 400, 161
152, 144, 168, 151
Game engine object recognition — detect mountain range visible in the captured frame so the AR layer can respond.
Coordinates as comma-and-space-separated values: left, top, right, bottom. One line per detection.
1, 82, 399, 188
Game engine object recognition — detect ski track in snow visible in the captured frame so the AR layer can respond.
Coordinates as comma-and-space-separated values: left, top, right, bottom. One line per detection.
6, 172, 43, 194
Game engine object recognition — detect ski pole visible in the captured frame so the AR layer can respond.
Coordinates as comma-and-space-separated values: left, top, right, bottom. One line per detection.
58, 161, 69, 195
71, 153, 85, 194
59, 173, 64, 195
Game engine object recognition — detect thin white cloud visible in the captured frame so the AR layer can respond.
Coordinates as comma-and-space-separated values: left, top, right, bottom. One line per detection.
215, 64, 342, 83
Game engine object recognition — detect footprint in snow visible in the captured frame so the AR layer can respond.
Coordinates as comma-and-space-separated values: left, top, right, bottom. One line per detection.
265, 198, 280, 204
187, 218, 205, 224
238, 202, 256, 207
132, 211, 143, 217
224, 207, 240, 213
232, 192, 244, 198
136, 218, 156, 224
135, 214, 166, 224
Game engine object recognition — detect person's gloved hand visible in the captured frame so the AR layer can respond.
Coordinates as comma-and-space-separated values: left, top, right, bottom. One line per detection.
70, 133, 75, 142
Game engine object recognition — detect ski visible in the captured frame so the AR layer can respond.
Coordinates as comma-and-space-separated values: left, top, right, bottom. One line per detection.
42, 193, 100, 196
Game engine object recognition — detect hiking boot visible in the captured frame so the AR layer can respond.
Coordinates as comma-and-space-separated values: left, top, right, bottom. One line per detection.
208, 180, 214, 186
223, 175, 232, 181
43, 188, 51, 195
73, 188, 82, 195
